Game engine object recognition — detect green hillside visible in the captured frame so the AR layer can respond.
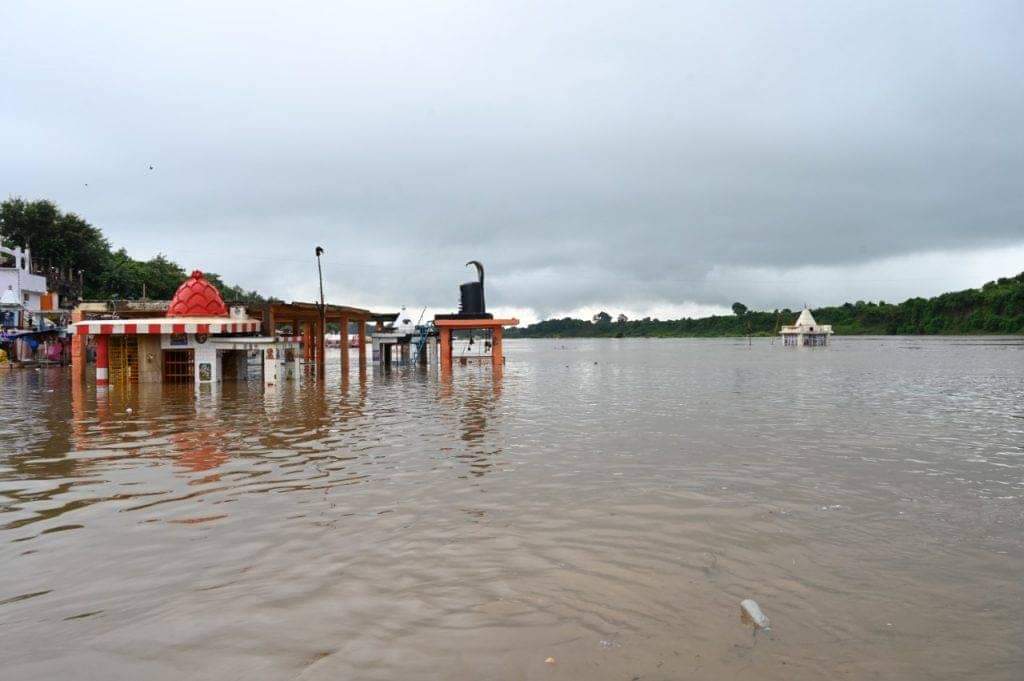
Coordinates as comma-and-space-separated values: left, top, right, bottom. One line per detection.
508, 273, 1024, 338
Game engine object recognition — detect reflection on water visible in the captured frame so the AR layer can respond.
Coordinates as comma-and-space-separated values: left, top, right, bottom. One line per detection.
1, 338, 1022, 680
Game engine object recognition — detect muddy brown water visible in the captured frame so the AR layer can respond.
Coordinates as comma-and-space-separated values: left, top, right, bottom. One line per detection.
1, 337, 1022, 680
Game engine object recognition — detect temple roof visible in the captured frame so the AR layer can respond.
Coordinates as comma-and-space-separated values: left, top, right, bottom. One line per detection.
167, 271, 228, 318
795, 308, 817, 327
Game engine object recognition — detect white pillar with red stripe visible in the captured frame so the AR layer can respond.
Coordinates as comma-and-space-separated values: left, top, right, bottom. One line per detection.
95, 334, 109, 387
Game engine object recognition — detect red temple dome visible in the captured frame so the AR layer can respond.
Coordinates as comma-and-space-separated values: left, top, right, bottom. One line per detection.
167, 270, 229, 318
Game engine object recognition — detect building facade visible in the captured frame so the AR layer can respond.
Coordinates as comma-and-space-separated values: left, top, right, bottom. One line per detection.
72, 270, 297, 388
0, 239, 48, 327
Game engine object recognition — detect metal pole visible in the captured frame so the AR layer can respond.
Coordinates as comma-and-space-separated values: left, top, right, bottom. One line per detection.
315, 246, 326, 376
315, 246, 326, 312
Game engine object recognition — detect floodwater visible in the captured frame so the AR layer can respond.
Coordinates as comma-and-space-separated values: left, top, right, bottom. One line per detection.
1, 338, 1022, 680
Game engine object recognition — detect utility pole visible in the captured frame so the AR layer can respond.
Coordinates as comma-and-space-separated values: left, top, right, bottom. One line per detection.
315, 246, 326, 377
315, 246, 325, 312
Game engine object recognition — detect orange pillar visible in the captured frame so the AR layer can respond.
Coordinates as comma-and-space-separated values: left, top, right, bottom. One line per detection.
311, 321, 317, 370
265, 307, 276, 338
491, 327, 504, 372
357, 320, 366, 372
311, 320, 318, 374
70, 309, 86, 378
340, 315, 349, 376
95, 334, 109, 387
316, 318, 326, 378
439, 327, 452, 375
302, 321, 313, 361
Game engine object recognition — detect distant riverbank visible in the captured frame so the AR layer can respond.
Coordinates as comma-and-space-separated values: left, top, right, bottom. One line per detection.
507, 328, 1023, 339
507, 272, 1024, 338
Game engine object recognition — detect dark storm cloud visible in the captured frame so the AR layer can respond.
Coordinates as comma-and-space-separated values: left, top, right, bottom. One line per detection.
2, 1, 1023, 318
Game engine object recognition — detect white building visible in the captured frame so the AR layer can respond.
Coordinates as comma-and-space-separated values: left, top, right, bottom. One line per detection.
370, 308, 437, 368
780, 308, 833, 347
0, 239, 48, 327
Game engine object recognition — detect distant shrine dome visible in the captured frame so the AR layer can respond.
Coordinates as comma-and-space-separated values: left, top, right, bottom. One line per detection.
167, 270, 229, 318
780, 307, 833, 347
794, 308, 816, 327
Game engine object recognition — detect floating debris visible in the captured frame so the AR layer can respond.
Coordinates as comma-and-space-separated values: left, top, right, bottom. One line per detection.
126, 407, 133, 415
740, 599, 770, 630
544, 656, 556, 665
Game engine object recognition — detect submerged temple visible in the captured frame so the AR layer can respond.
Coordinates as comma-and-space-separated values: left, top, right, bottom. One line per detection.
780, 308, 833, 347
71, 270, 294, 387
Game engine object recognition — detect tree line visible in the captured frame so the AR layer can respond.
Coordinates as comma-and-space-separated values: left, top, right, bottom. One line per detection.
0, 198, 266, 303
507, 273, 1024, 338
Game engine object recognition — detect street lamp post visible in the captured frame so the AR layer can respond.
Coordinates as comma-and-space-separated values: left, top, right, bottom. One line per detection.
315, 246, 326, 376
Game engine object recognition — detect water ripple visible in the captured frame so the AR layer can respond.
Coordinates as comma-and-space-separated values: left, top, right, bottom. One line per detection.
0, 339, 1022, 680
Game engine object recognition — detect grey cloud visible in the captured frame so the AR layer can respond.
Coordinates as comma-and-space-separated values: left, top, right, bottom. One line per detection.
2, 1, 1022, 318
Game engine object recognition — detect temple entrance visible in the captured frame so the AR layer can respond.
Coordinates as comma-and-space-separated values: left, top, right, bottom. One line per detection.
219, 349, 248, 381
163, 349, 195, 384
107, 336, 139, 386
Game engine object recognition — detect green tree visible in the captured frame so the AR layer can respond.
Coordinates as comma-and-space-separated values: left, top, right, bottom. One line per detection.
140, 255, 188, 298
506, 274, 1024, 338
0, 199, 110, 279
731, 302, 748, 316
1, 197, 267, 303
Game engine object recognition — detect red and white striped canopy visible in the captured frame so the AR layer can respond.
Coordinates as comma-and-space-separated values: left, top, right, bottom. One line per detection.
73, 318, 261, 335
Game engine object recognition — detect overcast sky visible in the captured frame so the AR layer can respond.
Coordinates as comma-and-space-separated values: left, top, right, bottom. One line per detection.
3, 1, 1022, 323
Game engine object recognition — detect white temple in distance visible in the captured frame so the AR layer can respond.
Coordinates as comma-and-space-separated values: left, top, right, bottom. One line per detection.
780, 308, 833, 347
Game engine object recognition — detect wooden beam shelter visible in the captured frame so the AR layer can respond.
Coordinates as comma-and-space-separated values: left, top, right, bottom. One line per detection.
251, 302, 374, 379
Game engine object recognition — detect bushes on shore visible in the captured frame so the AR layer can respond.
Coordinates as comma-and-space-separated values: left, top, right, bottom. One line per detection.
508, 273, 1024, 337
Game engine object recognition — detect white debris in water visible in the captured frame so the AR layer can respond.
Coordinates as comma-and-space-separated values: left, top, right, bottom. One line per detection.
740, 599, 770, 630
126, 408, 133, 415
